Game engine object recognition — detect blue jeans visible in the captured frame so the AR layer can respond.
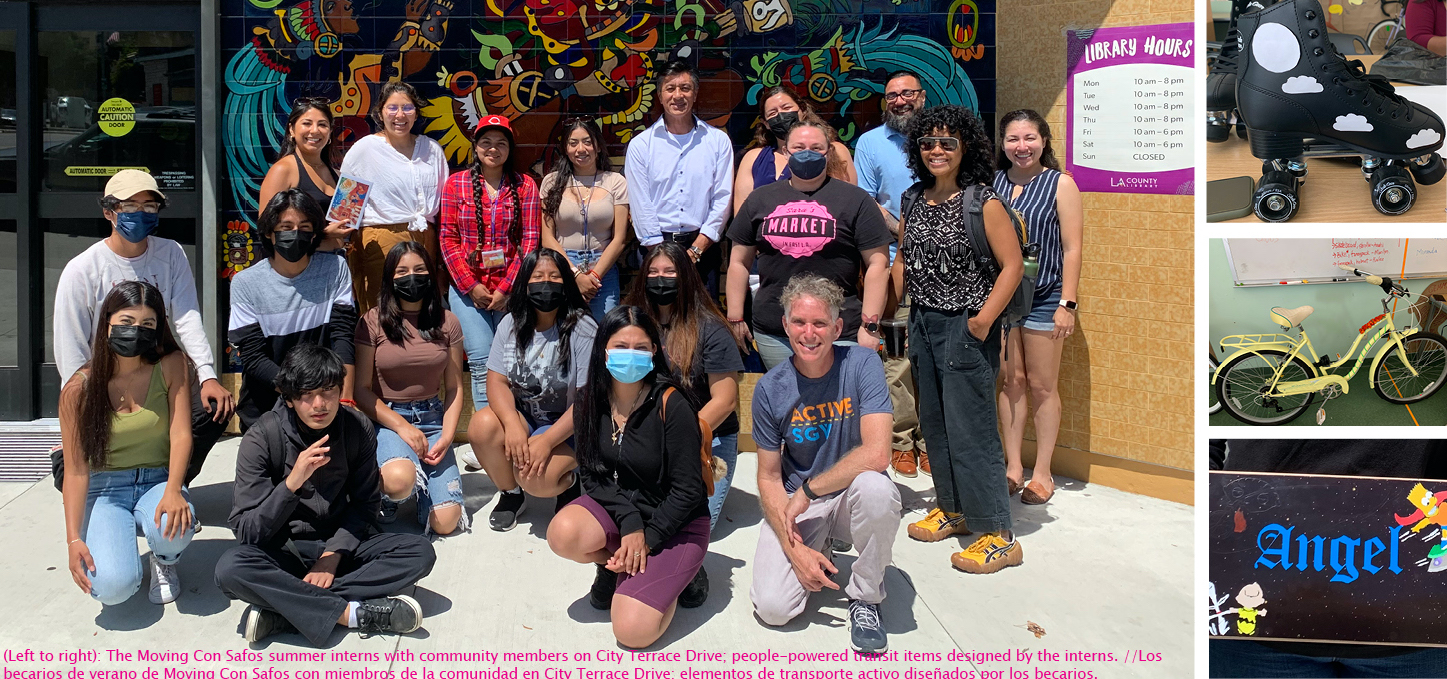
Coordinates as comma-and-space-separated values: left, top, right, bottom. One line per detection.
1210, 639, 1447, 677
450, 286, 503, 409
706, 433, 739, 530
754, 332, 858, 371
908, 306, 1011, 533
565, 249, 619, 320
375, 398, 467, 534
83, 467, 195, 605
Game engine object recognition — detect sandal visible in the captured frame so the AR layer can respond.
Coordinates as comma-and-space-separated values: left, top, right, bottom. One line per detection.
1021, 481, 1054, 505
1007, 477, 1022, 496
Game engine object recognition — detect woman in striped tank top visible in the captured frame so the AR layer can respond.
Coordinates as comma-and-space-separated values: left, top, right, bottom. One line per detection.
990, 110, 1082, 507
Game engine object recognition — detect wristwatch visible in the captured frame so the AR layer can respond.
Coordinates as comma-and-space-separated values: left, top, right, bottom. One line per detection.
1059, 299, 1078, 312
863, 314, 881, 335
688, 245, 705, 259
801, 479, 820, 500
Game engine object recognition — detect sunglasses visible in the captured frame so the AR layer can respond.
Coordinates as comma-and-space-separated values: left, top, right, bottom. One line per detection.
294, 96, 330, 108
918, 136, 961, 152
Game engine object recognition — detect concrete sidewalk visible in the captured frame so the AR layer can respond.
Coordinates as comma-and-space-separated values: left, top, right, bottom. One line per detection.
0, 438, 1191, 677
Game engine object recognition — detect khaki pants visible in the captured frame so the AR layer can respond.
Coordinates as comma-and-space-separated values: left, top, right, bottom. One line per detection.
750, 472, 901, 625
886, 301, 925, 452
348, 223, 439, 315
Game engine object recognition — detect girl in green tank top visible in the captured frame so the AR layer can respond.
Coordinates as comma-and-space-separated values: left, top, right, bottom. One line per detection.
58, 280, 196, 607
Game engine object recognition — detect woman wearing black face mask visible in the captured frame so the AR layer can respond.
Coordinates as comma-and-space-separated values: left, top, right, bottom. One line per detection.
228, 189, 358, 430
464, 249, 597, 531
733, 87, 856, 216
726, 118, 894, 370
60, 281, 196, 608
354, 242, 467, 535
621, 242, 741, 530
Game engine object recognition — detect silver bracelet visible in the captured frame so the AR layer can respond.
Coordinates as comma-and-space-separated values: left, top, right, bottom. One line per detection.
68, 538, 81, 545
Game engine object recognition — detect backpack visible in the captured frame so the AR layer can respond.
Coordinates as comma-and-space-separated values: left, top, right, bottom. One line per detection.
659, 387, 727, 497
900, 182, 1039, 329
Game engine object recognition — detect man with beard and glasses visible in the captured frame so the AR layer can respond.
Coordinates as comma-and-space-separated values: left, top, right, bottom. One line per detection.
853, 70, 929, 478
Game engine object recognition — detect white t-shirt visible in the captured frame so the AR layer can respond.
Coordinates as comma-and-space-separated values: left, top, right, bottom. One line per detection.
337, 134, 450, 230
52, 236, 216, 383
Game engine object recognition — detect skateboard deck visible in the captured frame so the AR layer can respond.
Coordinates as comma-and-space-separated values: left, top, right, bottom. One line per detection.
1209, 470, 1447, 647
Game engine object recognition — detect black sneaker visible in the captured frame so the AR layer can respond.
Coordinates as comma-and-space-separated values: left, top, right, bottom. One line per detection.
589, 564, 618, 610
678, 568, 709, 609
831, 539, 853, 553
242, 604, 295, 642
848, 600, 887, 654
378, 498, 399, 524
490, 490, 525, 531
555, 477, 581, 514
355, 595, 423, 636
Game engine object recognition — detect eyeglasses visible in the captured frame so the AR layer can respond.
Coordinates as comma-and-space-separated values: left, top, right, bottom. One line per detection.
384, 104, 417, 115
918, 136, 961, 152
117, 201, 163, 214
884, 88, 924, 103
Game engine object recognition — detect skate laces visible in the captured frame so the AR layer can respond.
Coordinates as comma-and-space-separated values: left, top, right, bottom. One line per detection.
1325, 53, 1414, 120
1212, 27, 1242, 72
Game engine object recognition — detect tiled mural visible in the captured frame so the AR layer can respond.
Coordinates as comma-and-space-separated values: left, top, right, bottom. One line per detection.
220, 0, 996, 273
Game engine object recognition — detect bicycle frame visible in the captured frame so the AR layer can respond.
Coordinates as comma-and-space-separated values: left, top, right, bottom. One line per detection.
1213, 297, 1422, 397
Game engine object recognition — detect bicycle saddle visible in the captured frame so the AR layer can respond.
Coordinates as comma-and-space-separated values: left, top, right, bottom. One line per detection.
1270, 305, 1314, 327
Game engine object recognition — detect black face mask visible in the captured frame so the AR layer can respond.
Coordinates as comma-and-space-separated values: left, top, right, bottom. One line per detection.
767, 111, 800, 141
526, 281, 565, 312
645, 275, 680, 306
272, 229, 314, 263
393, 273, 432, 303
108, 324, 158, 358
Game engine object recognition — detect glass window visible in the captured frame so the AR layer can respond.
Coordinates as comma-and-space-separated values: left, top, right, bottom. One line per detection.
38, 31, 195, 193
0, 220, 15, 366
0, 31, 15, 194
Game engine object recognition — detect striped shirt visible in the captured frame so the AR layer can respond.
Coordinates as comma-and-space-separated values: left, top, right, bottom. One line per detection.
993, 169, 1064, 294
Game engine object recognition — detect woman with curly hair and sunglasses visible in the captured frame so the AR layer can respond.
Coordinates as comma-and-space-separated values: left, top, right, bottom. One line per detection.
889, 105, 1024, 575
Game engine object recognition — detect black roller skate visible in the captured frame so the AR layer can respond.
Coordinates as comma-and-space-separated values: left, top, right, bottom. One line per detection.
1207, 0, 1271, 143
1236, 0, 1445, 221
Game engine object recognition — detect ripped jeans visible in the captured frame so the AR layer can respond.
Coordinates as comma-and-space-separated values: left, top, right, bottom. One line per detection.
374, 397, 467, 534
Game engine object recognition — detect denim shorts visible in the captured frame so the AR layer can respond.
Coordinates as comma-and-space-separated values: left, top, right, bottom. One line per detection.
1013, 285, 1063, 332
375, 397, 468, 534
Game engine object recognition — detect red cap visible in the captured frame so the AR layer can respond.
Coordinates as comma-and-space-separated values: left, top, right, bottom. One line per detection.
475, 114, 513, 136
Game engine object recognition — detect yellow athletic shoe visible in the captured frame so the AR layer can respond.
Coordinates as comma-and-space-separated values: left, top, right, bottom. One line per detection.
907, 508, 969, 542
951, 533, 1024, 574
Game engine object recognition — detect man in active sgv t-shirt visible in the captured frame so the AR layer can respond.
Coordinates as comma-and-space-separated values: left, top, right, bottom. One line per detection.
748, 273, 900, 654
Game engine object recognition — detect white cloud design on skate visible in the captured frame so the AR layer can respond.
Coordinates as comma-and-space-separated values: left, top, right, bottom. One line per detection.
1252, 23, 1301, 74
1407, 129, 1442, 150
1281, 76, 1322, 94
1334, 114, 1373, 132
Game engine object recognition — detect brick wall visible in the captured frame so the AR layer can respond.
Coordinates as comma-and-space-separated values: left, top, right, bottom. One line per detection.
997, 0, 1194, 473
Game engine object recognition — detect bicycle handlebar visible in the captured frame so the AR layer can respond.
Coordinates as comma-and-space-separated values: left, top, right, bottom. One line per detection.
1339, 264, 1407, 294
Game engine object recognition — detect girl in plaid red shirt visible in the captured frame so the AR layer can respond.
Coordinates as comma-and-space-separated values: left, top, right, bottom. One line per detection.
439, 116, 542, 410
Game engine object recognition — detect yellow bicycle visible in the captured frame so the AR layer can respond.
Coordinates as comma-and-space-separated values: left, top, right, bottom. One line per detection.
1213, 265, 1447, 425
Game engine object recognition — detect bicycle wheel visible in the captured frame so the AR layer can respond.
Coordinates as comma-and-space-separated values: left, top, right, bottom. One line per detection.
1373, 332, 1447, 404
1367, 19, 1397, 54
1217, 349, 1317, 425
1209, 353, 1222, 415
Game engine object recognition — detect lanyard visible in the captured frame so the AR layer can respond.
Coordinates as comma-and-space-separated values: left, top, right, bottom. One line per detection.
483, 178, 506, 250
572, 176, 595, 254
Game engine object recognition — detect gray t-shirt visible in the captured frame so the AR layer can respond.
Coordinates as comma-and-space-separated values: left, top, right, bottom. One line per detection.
750, 345, 892, 493
486, 312, 597, 424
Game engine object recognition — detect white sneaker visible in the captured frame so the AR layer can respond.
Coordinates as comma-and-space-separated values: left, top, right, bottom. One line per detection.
457, 445, 481, 471
148, 554, 180, 605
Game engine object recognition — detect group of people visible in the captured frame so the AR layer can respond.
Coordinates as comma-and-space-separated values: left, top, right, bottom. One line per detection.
51, 59, 1083, 654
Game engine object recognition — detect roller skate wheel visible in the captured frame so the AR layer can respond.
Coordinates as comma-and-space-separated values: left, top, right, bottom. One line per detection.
1370, 165, 1416, 216
1252, 183, 1299, 222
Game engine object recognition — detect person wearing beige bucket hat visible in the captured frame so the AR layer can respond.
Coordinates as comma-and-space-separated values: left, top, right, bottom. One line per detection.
52, 168, 234, 484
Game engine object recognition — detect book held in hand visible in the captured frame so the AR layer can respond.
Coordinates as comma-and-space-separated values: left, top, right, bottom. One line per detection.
327, 175, 370, 228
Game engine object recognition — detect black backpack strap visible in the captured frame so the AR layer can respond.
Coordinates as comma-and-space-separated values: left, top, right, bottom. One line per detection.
962, 184, 998, 279
899, 181, 927, 229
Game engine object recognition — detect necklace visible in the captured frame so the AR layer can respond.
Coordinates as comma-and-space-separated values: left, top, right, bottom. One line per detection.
610, 390, 647, 446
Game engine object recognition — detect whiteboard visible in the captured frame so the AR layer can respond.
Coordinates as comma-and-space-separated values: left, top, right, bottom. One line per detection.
1222, 238, 1447, 286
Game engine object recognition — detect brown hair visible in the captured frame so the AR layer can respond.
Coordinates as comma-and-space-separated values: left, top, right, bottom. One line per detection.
621, 242, 727, 387
784, 114, 851, 182
370, 81, 426, 129
72, 281, 180, 470
996, 109, 1061, 172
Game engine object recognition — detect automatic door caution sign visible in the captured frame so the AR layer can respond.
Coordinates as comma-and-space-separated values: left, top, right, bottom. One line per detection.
97, 98, 135, 137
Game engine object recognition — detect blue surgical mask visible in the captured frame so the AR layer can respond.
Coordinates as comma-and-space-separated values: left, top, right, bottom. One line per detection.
115, 211, 159, 243
788, 149, 827, 180
606, 349, 654, 384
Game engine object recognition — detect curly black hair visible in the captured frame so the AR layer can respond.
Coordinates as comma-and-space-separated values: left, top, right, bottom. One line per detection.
905, 105, 995, 188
